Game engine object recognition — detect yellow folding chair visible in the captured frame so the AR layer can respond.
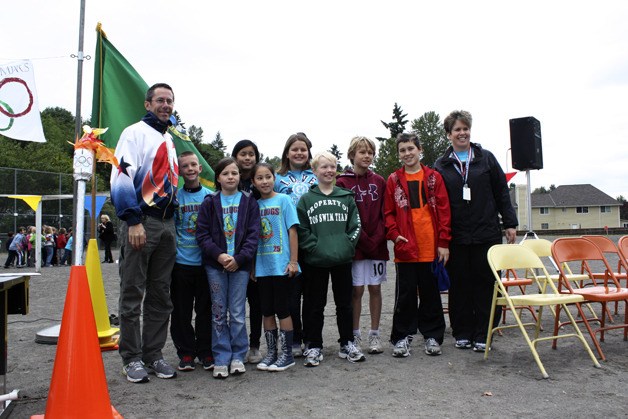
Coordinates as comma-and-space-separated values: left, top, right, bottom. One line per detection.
521, 238, 597, 318
485, 244, 600, 378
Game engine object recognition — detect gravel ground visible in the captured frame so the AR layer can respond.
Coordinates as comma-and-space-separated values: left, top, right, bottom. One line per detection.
4, 236, 628, 418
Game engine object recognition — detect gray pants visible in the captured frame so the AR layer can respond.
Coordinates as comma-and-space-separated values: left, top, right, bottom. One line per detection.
118, 215, 176, 365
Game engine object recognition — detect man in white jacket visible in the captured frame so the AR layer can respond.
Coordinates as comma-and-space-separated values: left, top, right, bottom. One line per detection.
110, 83, 179, 383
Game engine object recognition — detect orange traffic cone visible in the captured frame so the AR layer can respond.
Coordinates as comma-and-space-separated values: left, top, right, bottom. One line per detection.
31, 266, 122, 419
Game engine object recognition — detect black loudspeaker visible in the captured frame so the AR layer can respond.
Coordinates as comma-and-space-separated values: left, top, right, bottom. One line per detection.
510, 116, 543, 170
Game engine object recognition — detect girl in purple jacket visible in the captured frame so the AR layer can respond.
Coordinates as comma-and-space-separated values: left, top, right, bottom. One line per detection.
196, 157, 261, 379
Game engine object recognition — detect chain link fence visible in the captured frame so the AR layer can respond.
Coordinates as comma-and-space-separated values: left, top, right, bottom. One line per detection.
0, 166, 116, 253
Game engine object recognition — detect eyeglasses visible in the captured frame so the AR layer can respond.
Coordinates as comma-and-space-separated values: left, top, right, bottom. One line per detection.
152, 98, 174, 105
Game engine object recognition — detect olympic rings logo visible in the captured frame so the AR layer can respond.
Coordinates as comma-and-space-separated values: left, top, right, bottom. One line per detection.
0, 77, 34, 132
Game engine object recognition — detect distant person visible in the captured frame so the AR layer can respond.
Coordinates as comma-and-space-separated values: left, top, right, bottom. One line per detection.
251, 163, 299, 372
110, 82, 179, 383
61, 233, 73, 266
98, 214, 115, 263
56, 228, 68, 266
170, 151, 213, 372
274, 132, 317, 357
384, 133, 451, 358
231, 139, 263, 365
434, 110, 518, 352
43, 226, 55, 267
336, 136, 389, 355
297, 152, 364, 367
3, 231, 16, 269
196, 157, 260, 379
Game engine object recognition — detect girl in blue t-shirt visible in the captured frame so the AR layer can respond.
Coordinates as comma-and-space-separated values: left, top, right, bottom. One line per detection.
253, 162, 300, 372
273, 132, 317, 357
196, 157, 260, 379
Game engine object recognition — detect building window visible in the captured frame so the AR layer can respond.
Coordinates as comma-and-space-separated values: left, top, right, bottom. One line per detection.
541, 223, 549, 230
576, 207, 589, 214
539, 207, 549, 215
600, 206, 611, 213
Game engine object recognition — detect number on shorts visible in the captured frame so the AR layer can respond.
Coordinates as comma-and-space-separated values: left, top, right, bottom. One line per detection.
372, 262, 384, 276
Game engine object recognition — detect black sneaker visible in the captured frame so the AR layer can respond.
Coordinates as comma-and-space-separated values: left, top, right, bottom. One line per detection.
177, 355, 195, 371
473, 342, 491, 353
454, 339, 472, 349
201, 356, 215, 371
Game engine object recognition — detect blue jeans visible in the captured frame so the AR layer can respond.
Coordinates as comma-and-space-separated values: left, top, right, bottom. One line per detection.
44, 246, 54, 266
205, 267, 249, 367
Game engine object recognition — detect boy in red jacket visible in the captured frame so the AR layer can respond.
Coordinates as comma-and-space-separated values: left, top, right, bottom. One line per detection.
336, 136, 389, 355
383, 133, 451, 357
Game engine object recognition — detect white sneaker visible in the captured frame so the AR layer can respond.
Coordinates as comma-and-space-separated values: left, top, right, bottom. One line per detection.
213, 365, 229, 379
339, 341, 366, 363
246, 348, 262, 364
303, 347, 323, 367
230, 359, 246, 374
368, 334, 383, 354
392, 337, 410, 358
292, 344, 303, 358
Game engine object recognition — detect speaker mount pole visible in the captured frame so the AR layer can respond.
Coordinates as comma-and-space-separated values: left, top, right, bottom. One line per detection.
522, 169, 537, 241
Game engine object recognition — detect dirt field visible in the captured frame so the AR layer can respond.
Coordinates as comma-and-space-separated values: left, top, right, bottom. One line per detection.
4, 237, 628, 418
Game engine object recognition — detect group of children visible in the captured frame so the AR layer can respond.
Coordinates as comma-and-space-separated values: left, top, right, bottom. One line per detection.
170, 130, 453, 380
3, 225, 72, 268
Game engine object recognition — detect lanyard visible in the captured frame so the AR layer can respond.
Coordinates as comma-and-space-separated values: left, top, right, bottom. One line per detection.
452, 148, 473, 185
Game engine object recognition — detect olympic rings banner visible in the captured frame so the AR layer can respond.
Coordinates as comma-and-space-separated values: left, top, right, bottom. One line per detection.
0, 59, 47, 143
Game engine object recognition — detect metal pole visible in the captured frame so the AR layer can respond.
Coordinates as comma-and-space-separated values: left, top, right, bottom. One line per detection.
72, 0, 86, 265
526, 169, 533, 233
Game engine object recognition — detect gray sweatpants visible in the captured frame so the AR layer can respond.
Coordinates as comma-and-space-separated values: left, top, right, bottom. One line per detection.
118, 215, 176, 365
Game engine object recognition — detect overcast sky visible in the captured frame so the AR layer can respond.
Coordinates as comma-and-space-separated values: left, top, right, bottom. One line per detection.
2, 1, 627, 199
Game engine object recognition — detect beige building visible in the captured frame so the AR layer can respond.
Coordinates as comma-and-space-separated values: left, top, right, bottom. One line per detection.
511, 184, 621, 231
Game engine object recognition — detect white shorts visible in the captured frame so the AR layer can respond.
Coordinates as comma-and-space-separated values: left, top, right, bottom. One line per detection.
351, 259, 387, 286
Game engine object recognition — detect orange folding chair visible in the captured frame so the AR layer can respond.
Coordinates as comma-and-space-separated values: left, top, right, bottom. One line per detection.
551, 237, 628, 361
583, 235, 628, 316
486, 244, 600, 378
521, 238, 598, 319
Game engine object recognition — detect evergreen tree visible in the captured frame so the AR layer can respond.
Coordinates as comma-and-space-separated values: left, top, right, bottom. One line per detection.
374, 103, 408, 179
410, 111, 449, 168
328, 144, 343, 171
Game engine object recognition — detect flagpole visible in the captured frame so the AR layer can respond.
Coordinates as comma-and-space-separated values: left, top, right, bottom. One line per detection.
72, 0, 87, 264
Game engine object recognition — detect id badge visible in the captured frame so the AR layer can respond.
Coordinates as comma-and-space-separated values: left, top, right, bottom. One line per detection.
463, 185, 471, 201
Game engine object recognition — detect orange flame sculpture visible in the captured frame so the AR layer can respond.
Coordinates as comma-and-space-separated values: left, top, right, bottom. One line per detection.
71, 125, 119, 168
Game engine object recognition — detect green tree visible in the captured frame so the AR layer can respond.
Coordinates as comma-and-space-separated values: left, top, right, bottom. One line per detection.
263, 155, 281, 170
187, 125, 204, 145
374, 103, 408, 179
328, 144, 343, 171
410, 111, 449, 168
212, 131, 227, 153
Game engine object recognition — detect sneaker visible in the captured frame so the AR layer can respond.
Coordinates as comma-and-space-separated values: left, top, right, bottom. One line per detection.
368, 334, 383, 354
257, 347, 278, 371
303, 347, 323, 367
392, 338, 410, 358
338, 341, 366, 363
201, 356, 215, 371
473, 342, 491, 353
146, 359, 177, 379
213, 365, 229, 379
246, 347, 263, 364
123, 361, 149, 383
177, 355, 195, 371
230, 359, 246, 374
268, 353, 295, 372
292, 344, 303, 358
424, 338, 442, 356
455, 339, 472, 349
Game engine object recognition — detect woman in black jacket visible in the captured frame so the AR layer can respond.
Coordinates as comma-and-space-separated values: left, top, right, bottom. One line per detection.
434, 110, 518, 353
98, 214, 115, 263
